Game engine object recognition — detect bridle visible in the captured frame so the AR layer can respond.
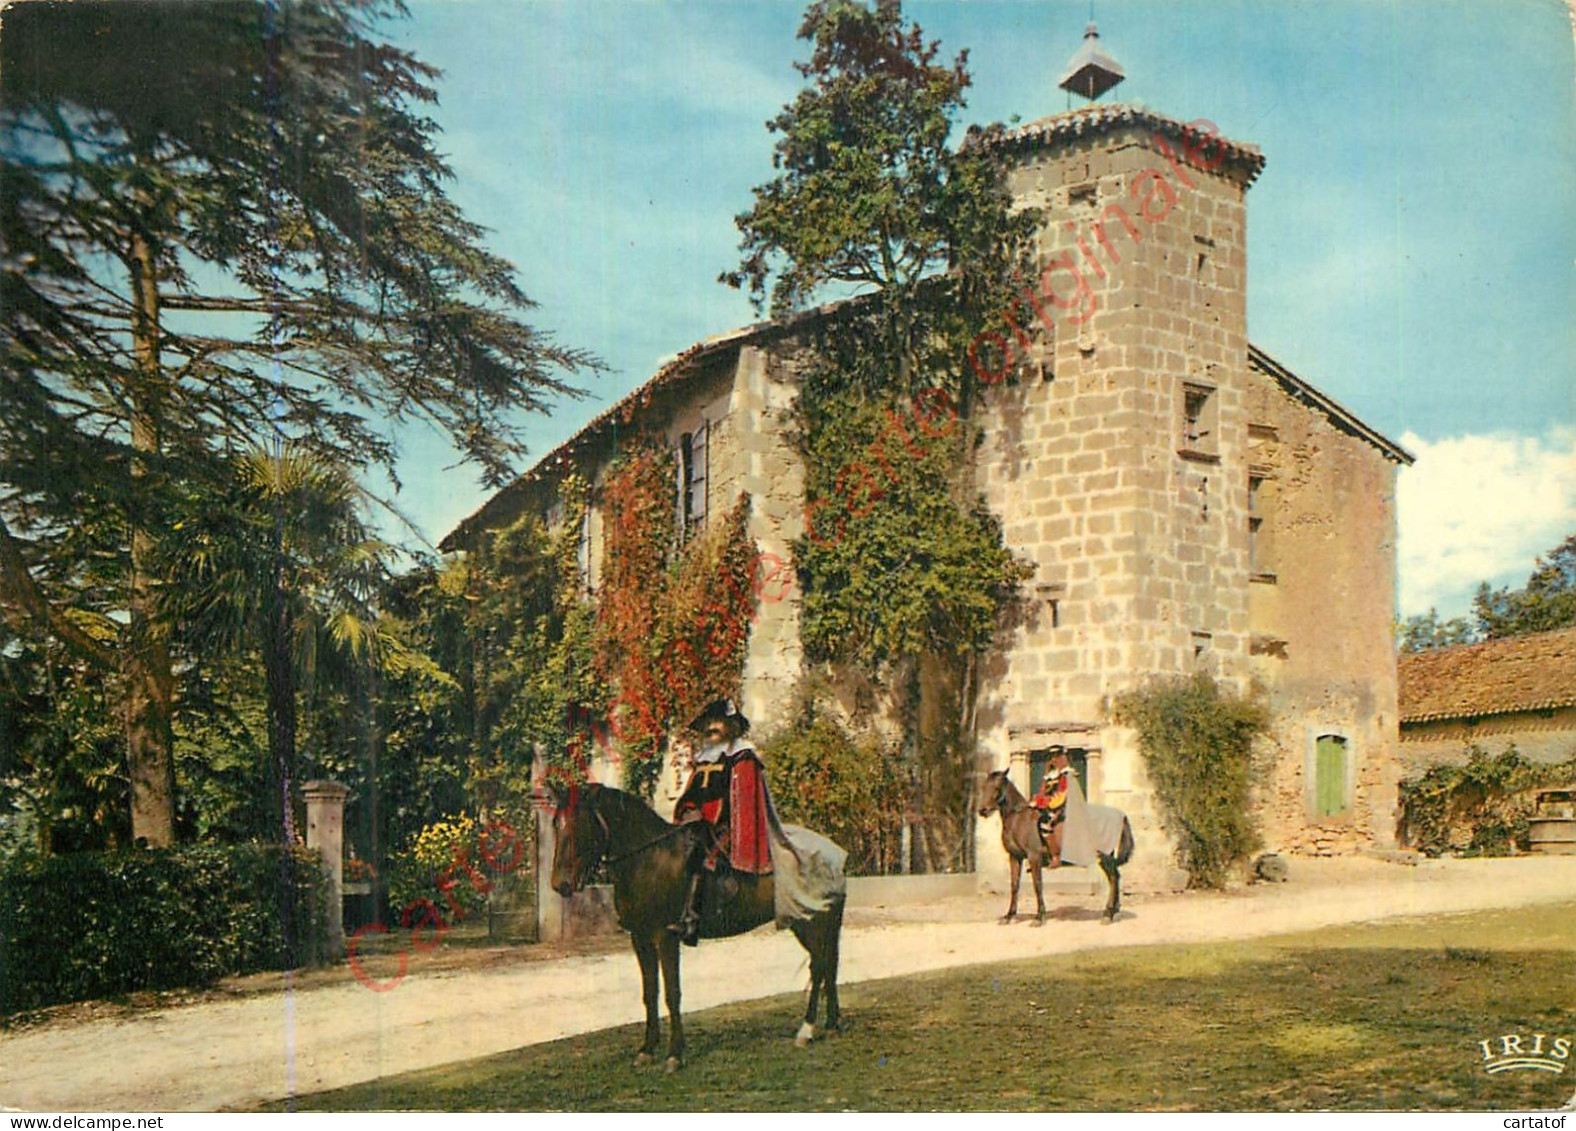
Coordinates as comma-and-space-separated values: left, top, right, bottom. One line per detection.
979, 772, 1026, 817
559, 785, 687, 889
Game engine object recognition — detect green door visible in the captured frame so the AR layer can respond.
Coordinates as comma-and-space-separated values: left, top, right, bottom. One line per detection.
1315, 735, 1348, 817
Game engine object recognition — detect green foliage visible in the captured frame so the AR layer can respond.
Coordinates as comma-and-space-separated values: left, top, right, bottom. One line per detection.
0, 845, 327, 1014
1397, 608, 1479, 653
1, 0, 598, 842
794, 387, 1030, 669
727, 1, 1033, 870
0, 626, 128, 857
1113, 674, 1270, 889
759, 705, 906, 876
1473, 533, 1576, 641
386, 815, 500, 923
1398, 746, 1576, 857
724, 0, 1036, 395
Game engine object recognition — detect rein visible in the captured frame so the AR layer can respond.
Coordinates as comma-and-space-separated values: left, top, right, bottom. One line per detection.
987, 778, 1029, 817
578, 791, 687, 868
601, 823, 687, 867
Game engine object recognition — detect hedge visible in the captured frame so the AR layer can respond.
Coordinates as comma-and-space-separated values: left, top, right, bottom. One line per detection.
0, 845, 328, 1014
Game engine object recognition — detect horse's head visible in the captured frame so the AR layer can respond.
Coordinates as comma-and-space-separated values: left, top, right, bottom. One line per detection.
547, 782, 609, 897
978, 769, 1012, 817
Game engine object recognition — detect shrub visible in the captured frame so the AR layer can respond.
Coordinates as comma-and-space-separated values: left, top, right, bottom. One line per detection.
386, 815, 512, 925
1398, 746, 1576, 856
1112, 673, 1270, 889
759, 711, 907, 877
0, 845, 327, 1014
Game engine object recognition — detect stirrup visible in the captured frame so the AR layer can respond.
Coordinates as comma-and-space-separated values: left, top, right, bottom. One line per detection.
667, 911, 699, 945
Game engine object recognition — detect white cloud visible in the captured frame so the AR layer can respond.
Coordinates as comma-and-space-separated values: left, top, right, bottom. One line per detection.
1397, 428, 1576, 618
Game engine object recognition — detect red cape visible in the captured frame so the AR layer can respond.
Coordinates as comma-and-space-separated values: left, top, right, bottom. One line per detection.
727, 753, 773, 875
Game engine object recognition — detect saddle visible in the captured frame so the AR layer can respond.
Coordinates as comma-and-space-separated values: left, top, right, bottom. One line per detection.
1036, 803, 1067, 855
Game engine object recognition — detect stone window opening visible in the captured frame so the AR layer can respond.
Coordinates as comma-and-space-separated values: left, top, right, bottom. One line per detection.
1191, 630, 1213, 669
577, 507, 594, 597
1193, 233, 1215, 282
1249, 471, 1276, 581
1180, 382, 1218, 461
677, 420, 709, 542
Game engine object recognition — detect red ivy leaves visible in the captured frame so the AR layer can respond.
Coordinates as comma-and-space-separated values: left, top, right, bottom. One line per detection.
593, 449, 760, 793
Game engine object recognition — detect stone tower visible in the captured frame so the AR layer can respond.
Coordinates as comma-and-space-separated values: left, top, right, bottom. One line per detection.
970, 101, 1269, 884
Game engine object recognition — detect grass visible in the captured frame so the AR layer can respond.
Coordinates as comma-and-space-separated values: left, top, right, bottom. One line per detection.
277, 902, 1576, 1112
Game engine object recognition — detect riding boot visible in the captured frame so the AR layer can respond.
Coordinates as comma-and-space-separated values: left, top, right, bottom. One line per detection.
668, 824, 707, 947
670, 869, 703, 947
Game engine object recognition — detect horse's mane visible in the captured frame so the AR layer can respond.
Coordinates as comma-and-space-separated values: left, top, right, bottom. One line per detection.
584, 782, 673, 835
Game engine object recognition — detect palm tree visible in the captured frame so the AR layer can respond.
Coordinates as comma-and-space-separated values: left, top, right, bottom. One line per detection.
170, 447, 394, 842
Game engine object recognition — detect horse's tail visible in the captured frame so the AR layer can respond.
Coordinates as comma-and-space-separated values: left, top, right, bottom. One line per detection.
1114, 816, 1135, 867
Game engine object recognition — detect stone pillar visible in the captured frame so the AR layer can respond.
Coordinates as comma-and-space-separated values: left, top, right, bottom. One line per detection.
302, 779, 349, 958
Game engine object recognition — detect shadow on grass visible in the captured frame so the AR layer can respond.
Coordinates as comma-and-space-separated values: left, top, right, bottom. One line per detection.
276, 903, 1576, 1113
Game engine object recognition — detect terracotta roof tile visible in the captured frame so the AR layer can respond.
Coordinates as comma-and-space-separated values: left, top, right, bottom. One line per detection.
970, 103, 1267, 186
1398, 627, 1576, 723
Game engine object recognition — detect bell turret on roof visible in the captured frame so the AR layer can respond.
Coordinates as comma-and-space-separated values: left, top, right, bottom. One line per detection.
1058, 22, 1124, 102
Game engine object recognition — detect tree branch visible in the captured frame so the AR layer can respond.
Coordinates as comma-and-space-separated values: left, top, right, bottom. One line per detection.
0, 516, 118, 669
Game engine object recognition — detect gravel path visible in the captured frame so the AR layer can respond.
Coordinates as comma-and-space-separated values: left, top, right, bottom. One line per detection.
4, 855, 1575, 1112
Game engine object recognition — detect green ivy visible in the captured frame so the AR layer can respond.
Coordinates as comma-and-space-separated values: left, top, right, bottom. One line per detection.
794, 382, 1031, 670
1398, 746, 1576, 857
1112, 674, 1270, 889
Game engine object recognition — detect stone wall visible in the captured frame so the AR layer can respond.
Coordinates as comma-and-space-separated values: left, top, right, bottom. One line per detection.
973, 122, 1255, 887
1399, 709, 1576, 774
1244, 373, 1404, 855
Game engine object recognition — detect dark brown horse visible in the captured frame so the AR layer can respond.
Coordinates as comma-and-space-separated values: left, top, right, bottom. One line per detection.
978, 769, 1133, 925
548, 782, 845, 1072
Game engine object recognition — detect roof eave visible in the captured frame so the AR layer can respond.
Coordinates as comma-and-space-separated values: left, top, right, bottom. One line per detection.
1248, 344, 1414, 465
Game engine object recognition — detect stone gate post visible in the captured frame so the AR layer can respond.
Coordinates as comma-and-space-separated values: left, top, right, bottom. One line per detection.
303, 779, 349, 958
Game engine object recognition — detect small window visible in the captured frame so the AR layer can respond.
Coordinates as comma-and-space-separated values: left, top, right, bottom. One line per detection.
678, 422, 709, 541
1181, 383, 1218, 458
1191, 631, 1213, 668
1314, 734, 1350, 818
577, 508, 593, 596
1248, 474, 1275, 579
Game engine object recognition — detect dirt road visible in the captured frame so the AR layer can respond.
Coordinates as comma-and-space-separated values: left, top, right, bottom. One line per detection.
4, 855, 1575, 1112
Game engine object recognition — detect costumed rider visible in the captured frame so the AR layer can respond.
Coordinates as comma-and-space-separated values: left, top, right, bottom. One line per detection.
668, 697, 774, 947
1030, 748, 1074, 867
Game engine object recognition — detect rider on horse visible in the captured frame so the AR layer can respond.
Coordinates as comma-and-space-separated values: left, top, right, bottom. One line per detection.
668, 697, 773, 946
1030, 749, 1074, 867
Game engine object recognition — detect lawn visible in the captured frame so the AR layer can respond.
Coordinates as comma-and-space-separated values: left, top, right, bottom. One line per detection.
278, 902, 1576, 1112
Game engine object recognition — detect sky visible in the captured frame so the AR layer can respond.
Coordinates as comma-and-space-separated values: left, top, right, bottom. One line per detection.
378, 0, 1576, 621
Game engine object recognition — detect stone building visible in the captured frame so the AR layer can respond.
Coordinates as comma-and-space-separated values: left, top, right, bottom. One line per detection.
444, 60, 1412, 882
1398, 627, 1576, 773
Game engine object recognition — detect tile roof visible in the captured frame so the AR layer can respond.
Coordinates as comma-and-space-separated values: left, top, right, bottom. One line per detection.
969, 102, 1267, 187
1398, 627, 1576, 724
438, 300, 848, 551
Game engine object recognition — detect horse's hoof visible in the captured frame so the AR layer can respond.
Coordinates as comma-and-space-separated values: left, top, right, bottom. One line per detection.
664, 1056, 683, 1074
795, 1022, 816, 1048
1101, 914, 1115, 926
634, 1052, 654, 1068
997, 915, 1015, 925
1031, 918, 1046, 928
